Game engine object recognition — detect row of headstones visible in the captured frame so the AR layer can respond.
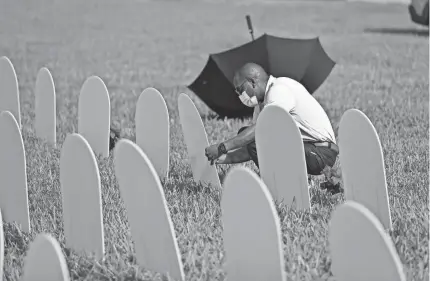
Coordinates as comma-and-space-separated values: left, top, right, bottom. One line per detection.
0, 100, 406, 281
0, 56, 169, 177
1, 55, 392, 229
0, 170, 406, 281
0, 55, 404, 280
0, 105, 183, 280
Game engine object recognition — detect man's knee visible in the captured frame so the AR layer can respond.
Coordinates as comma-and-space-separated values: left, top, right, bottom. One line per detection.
246, 141, 257, 156
246, 141, 259, 167
237, 126, 259, 167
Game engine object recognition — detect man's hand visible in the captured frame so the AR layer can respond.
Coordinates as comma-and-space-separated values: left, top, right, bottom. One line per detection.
209, 147, 251, 165
205, 144, 220, 162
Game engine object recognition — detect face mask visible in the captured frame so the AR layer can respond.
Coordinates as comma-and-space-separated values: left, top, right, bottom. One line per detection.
239, 91, 259, 107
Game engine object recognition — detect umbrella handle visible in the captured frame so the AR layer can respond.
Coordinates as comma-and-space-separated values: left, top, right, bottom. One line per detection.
245, 15, 254, 41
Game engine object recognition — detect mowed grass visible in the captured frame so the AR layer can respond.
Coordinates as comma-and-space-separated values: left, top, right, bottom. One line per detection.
0, 0, 429, 280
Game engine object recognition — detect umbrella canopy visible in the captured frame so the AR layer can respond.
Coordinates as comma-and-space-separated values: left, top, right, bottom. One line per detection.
188, 33, 336, 118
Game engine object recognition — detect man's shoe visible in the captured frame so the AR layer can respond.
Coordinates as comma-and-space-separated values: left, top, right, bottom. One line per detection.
320, 181, 343, 195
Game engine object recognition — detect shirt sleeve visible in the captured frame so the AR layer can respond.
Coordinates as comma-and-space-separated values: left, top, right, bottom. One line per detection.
265, 84, 296, 113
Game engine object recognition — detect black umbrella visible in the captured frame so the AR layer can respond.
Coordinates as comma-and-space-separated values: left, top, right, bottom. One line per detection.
187, 16, 336, 118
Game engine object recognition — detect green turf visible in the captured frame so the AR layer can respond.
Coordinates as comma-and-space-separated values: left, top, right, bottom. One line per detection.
0, 0, 428, 280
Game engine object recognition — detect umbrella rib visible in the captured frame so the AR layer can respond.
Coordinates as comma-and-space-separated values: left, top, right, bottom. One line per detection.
264, 34, 272, 75
212, 55, 236, 91
300, 38, 316, 86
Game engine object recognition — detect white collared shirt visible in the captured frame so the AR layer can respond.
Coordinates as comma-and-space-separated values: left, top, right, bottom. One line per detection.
252, 75, 336, 144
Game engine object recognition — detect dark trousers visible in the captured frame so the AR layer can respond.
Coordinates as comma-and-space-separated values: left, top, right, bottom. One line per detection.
238, 126, 338, 176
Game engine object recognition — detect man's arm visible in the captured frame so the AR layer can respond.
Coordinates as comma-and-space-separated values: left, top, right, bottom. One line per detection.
222, 124, 256, 152
215, 147, 251, 164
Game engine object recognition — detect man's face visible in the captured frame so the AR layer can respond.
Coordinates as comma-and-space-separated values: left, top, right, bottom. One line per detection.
233, 76, 255, 98
233, 76, 260, 107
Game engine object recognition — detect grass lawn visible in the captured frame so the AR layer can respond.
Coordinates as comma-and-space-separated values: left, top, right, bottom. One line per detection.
0, 0, 428, 280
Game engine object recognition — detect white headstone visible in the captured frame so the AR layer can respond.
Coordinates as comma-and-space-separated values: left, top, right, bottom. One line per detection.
114, 139, 184, 281
60, 133, 104, 259
0, 111, 30, 232
0, 56, 21, 128
22, 233, 70, 281
222, 166, 286, 281
329, 201, 406, 281
135, 87, 170, 180
338, 109, 392, 230
35, 67, 56, 145
178, 93, 221, 189
255, 104, 310, 211
78, 76, 110, 157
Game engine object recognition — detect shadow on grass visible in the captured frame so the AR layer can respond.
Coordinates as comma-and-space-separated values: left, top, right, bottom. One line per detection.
364, 27, 429, 37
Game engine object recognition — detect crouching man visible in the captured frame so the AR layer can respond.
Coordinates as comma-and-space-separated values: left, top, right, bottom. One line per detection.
205, 62, 341, 193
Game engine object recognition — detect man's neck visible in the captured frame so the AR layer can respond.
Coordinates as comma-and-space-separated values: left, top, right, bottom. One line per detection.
257, 76, 274, 103
265, 75, 275, 92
